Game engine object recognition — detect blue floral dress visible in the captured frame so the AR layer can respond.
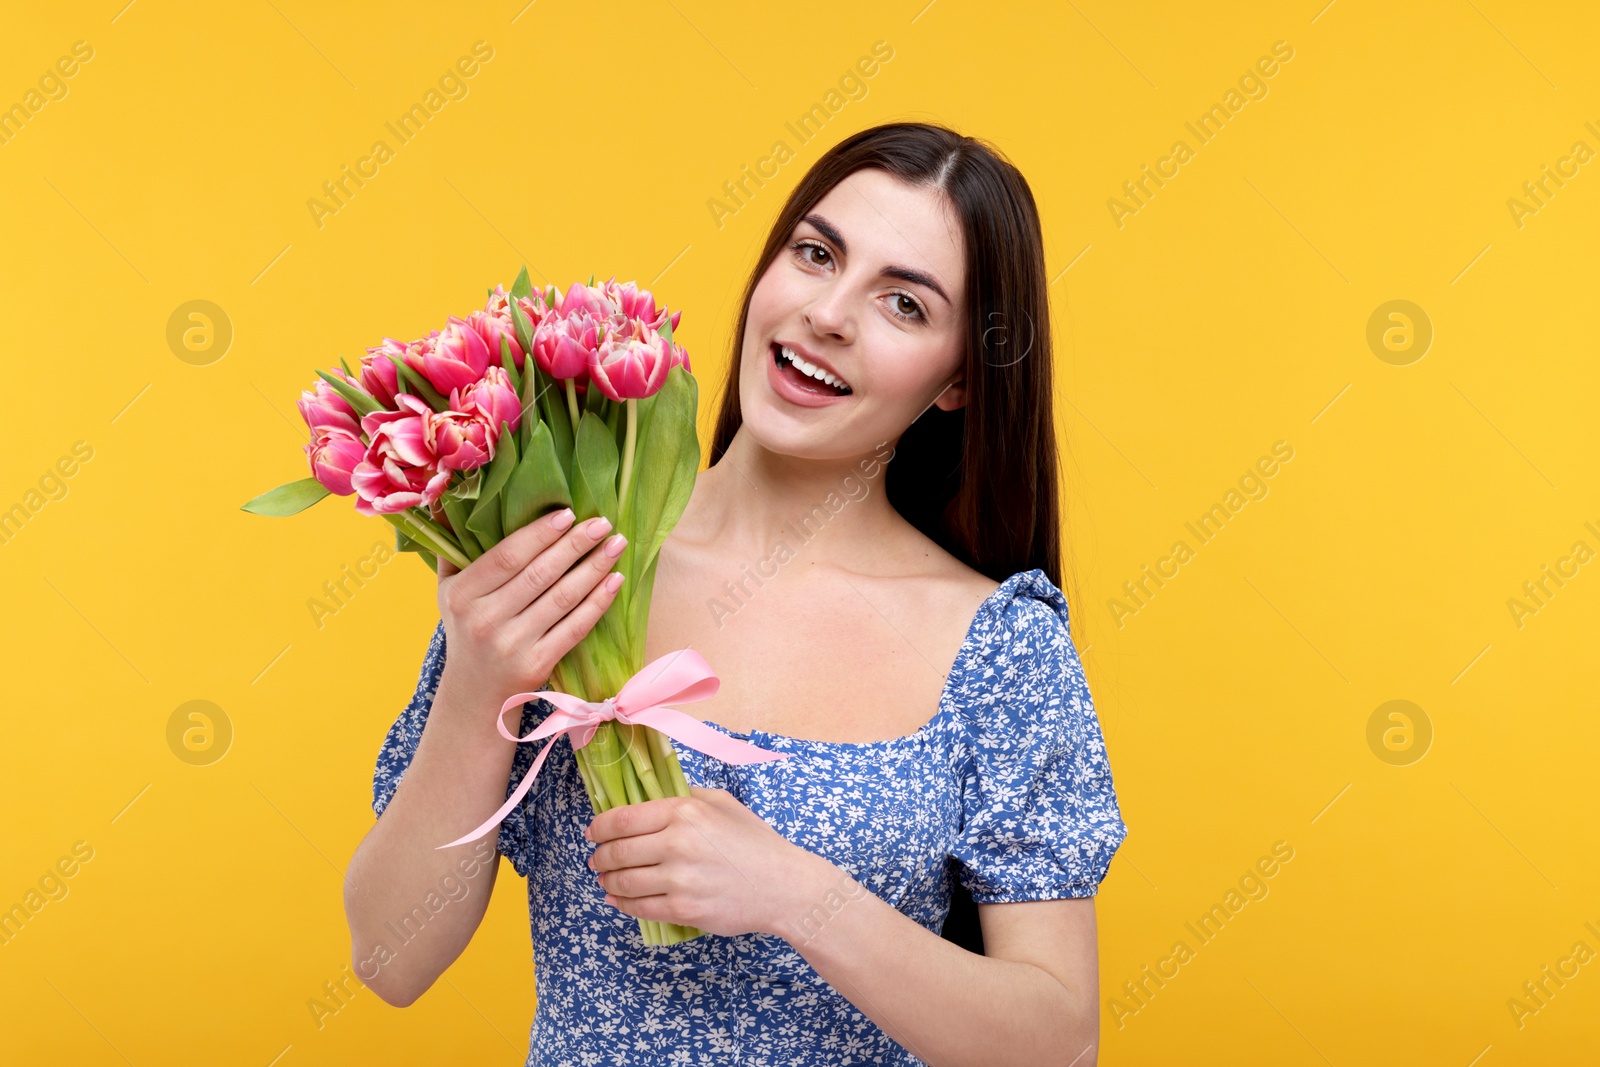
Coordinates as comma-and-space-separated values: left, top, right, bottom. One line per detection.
372, 567, 1129, 1066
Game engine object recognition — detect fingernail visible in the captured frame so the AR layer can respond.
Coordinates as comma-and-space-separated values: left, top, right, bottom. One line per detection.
605, 572, 625, 593
586, 856, 596, 870
604, 533, 627, 558
584, 825, 593, 841
551, 508, 575, 530
586, 516, 612, 539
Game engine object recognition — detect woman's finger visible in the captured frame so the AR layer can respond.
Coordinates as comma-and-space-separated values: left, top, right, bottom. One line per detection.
450, 508, 580, 602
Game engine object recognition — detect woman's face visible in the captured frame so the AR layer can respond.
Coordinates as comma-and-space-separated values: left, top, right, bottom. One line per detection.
737, 167, 967, 460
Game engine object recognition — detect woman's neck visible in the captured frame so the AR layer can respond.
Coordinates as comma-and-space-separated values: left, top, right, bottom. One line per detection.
672, 427, 905, 571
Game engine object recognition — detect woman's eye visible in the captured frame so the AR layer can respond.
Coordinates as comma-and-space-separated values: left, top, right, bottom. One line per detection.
890, 293, 925, 321
790, 239, 832, 268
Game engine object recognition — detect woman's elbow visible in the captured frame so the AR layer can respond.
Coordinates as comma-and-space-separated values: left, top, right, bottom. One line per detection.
353, 947, 432, 1008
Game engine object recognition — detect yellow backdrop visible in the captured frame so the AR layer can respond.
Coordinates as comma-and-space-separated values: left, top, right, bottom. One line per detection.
3, 1, 1595, 1063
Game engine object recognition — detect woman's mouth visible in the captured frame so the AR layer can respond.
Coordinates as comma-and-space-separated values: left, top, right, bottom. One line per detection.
769, 342, 853, 401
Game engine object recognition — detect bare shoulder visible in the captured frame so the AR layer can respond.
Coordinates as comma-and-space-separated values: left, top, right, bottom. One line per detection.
874, 521, 1005, 644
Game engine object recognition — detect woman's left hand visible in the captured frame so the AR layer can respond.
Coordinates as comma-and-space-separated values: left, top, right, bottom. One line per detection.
587, 786, 830, 938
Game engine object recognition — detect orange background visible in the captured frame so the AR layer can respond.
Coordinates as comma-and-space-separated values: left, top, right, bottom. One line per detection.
2, 1, 1596, 1063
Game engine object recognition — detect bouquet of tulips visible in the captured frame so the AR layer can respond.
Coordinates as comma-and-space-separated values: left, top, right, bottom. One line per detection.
243, 267, 714, 945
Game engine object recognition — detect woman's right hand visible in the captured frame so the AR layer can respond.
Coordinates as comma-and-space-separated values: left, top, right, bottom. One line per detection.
433, 507, 628, 712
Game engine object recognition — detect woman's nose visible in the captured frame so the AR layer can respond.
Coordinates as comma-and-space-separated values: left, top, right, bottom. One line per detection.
803, 286, 855, 342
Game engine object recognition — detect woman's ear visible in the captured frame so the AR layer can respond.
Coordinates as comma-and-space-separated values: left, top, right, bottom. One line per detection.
933, 371, 968, 412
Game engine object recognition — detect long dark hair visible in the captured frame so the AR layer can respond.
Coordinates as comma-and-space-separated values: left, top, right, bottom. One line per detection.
707, 123, 1072, 956
709, 122, 1063, 591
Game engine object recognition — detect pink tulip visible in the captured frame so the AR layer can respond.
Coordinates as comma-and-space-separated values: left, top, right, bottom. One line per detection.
531, 312, 599, 385
296, 378, 359, 436
483, 285, 554, 362
420, 317, 492, 394
598, 277, 682, 335
425, 408, 494, 472
668, 337, 691, 374
351, 394, 450, 516
391, 331, 439, 379
453, 365, 522, 439
589, 322, 679, 401
360, 340, 407, 407
304, 426, 366, 496
468, 307, 524, 372
484, 283, 512, 319
517, 294, 552, 329
554, 281, 611, 321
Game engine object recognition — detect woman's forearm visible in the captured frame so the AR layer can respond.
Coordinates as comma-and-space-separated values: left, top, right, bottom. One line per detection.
343, 671, 521, 1007
775, 857, 1095, 1067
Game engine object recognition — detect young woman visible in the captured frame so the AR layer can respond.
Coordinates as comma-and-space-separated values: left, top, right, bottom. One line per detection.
348, 121, 1129, 1066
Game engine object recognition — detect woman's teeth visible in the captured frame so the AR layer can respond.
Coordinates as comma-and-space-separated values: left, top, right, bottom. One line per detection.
775, 345, 851, 393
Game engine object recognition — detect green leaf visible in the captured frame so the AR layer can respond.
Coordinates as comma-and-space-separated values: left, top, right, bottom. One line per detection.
466, 422, 517, 548
395, 521, 422, 552
382, 351, 450, 411
570, 411, 620, 522
509, 296, 536, 360
626, 546, 662, 638
586, 272, 595, 287
660, 318, 674, 345
510, 265, 532, 300
499, 334, 521, 394
616, 367, 700, 647
570, 412, 627, 655
339, 355, 356, 378
441, 467, 482, 504
440, 495, 482, 559
240, 477, 331, 516
314, 368, 382, 418
502, 420, 571, 535
520, 347, 544, 456
603, 394, 622, 438
534, 366, 574, 475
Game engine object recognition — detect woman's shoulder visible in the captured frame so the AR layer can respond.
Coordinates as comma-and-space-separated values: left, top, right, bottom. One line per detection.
880, 533, 1071, 683
888, 525, 1064, 637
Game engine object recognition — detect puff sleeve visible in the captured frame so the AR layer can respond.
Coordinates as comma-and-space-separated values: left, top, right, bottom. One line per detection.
950, 582, 1129, 903
370, 619, 544, 878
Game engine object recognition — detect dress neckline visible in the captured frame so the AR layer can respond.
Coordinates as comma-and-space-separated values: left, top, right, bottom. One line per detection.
697, 569, 1045, 754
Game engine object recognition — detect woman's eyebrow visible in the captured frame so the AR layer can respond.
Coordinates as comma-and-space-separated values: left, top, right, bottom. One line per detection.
800, 212, 952, 307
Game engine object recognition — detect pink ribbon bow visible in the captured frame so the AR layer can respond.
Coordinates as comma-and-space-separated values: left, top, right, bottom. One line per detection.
436, 648, 791, 850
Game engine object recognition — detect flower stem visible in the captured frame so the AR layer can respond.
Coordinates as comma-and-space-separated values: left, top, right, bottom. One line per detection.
565, 378, 580, 431
617, 398, 638, 528
574, 751, 603, 815
618, 723, 667, 801
648, 726, 693, 797
384, 510, 470, 570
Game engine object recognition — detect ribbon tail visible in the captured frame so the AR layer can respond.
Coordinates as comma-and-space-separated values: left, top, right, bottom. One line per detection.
627, 705, 793, 765
435, 727, 561, 851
